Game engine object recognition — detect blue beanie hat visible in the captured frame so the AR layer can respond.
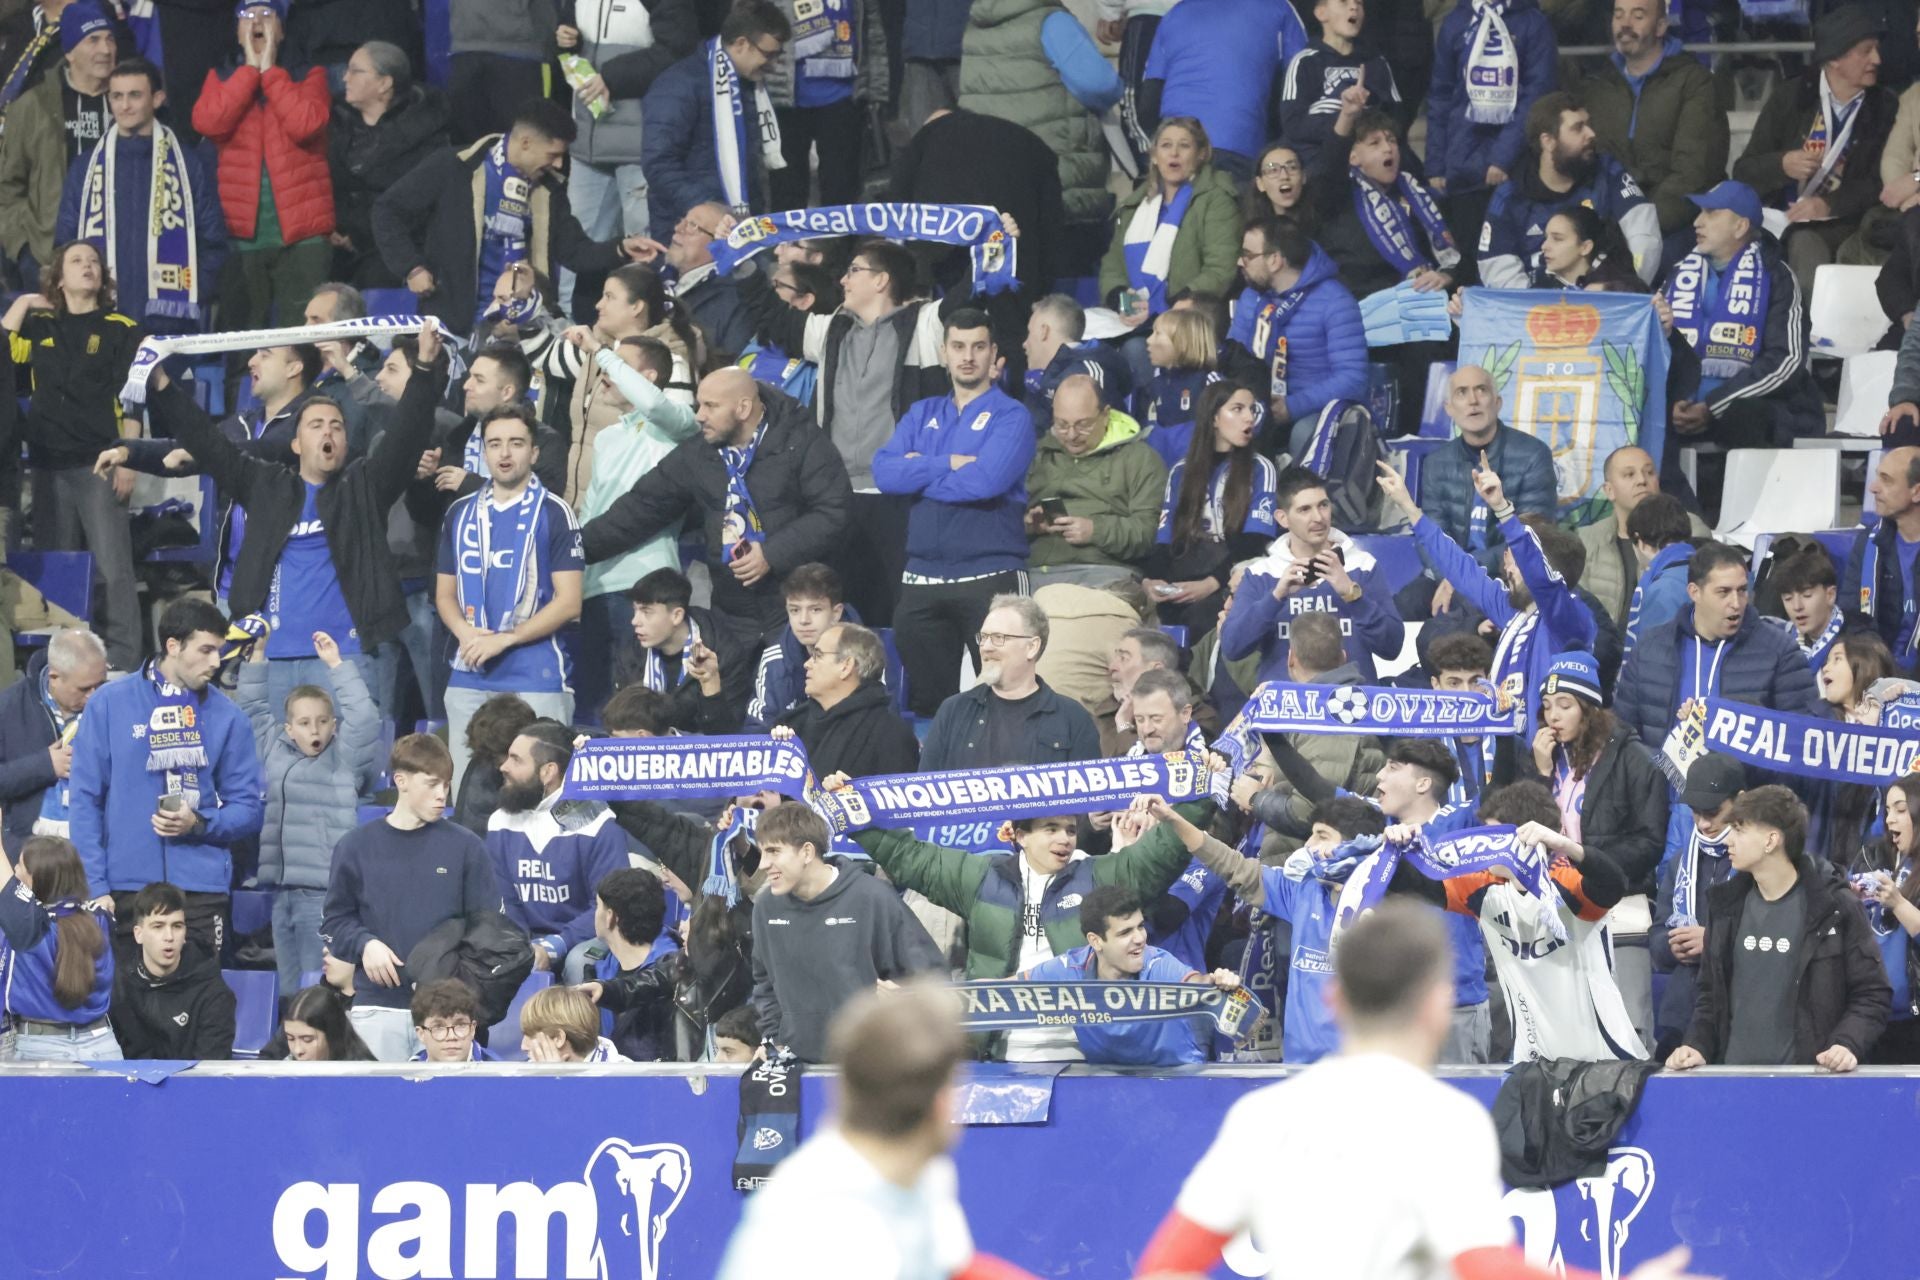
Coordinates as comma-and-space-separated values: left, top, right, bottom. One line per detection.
1540, 652, 1602, 705
60, 2, 113, 54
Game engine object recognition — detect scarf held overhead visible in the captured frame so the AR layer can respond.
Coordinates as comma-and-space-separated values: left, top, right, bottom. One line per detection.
120, 315, 460, 406
713, 202, 1020, 295
1699, 697, 1920, 785
810, 750, 1218, 835
957, 978, 1265, 1044
75, 123, 199, 322
562, 734, 814, 802
1215, 679, 1522, 772
1331, 824, 1568, 945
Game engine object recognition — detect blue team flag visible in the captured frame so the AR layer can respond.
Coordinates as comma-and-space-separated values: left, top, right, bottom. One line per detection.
1457, 289, 1668, 525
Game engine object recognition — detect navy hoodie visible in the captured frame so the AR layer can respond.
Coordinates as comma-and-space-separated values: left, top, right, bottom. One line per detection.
871, 386, 1036, 578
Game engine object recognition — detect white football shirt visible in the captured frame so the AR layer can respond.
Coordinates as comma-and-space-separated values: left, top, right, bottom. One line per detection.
1171, 1053, 1513, 1280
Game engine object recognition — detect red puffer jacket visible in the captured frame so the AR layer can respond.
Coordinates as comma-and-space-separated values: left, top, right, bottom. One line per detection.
191, 64, 335, 244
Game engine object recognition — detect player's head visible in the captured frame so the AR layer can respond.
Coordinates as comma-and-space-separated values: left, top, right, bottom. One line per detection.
1330, 899, 1455, 1059
829, 981, 968, 1156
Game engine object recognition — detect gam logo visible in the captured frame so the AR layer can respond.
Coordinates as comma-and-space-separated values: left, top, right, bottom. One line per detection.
272, 1139, 691, 1280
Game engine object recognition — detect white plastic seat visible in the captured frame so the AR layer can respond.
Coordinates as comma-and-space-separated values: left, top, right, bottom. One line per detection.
1833, 350, 1899, 436
1714, 448, 1840, 546
1809, 264, 1888, 359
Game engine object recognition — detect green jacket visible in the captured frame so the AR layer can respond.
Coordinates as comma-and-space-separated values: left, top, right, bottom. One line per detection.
1026, 409, 1170, 572
1099, 164, 1244, 302
958, 0, 1111, 223
0, 71, 74, 266
855, 814, 1199, 981
1583, 45, 1729, 236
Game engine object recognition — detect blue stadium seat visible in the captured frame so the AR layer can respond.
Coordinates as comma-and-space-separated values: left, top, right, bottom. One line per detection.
878, 627, 910, 715
1811, 528, 1857, 570
224, 970, 279, 1059
356, 804, 391, 826
146, 474, 222, 566
297, 970, 321, 992
1418, 361, 1457, 438
362, 287, 420, 318
10, 550, 93, 627
231, 889, 272, 937
488, 971, 554, 1061
1159, 624, 1189, 649
1350, 534, 1425, 596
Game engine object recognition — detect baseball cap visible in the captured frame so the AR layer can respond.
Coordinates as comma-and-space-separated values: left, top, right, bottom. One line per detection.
1687, 180, 1763, 230
1681, 753, 1746, 812
234, 0, 288, 19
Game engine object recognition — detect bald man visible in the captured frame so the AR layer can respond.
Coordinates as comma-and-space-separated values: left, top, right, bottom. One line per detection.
1844, 446, 1920, 664
1025, 374, 1169, 588
1401, 365, 1557, 613
1577, 445, 1710, 626
580, 366, 853, 636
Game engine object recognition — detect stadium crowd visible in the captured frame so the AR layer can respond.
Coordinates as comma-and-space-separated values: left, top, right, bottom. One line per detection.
0, 0, 1914, 1078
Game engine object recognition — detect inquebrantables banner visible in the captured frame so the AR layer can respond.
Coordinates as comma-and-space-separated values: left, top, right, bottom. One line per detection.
562, 736, 813, 801
1457, 289, 1668, 524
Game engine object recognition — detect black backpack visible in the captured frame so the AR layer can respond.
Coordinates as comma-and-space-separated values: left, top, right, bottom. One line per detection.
1294, 399, 1386, 533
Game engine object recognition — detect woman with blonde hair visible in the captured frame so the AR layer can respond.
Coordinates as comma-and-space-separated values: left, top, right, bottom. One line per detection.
521, 984, 629, 1062
1136, 306, 1219, 467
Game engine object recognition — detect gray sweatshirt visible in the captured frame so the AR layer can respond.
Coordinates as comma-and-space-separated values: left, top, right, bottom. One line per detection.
750, 861, 946, 1061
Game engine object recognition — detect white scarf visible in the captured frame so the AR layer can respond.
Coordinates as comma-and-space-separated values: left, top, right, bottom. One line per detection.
1464, 0, 1520, 125
76, 122, 198, 322
708, 37, 784, 213
1801, 72, 1866, 200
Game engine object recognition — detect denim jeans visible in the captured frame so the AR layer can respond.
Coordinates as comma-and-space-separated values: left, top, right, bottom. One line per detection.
272, 887, 326, 999
372, 587, 440, 724
9, 1021, 122, 1062
573, 591, 634, 725
444, 686, 574, 800
348, 1005, 418, 1063
561, 160, 650, 314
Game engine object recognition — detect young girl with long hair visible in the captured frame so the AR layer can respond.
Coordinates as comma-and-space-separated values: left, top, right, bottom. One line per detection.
1145, 381, 1277, 634
0, 836, 117, 1061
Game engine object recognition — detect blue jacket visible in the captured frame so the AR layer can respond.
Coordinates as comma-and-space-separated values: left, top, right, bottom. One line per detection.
1415, 424, 1558, 575
641, 47, 767, 239
1412, 509, 1595, 725
1148, 855, 1229, 973
1026, 340, 1135, 424
1257, 861, 1340, 1064
872, 387, 1036, 577
902, 0, 971, 59
1477, 155, 1658, 289
1220, 534, 1406, 683
1022, 943, 1209, 1064
55, 132, 229, 333
0, 874, 112, 1025
67, 668, 264, 896
1135, 366, 1214, 468
487, 795, 634, 961
1842, 518, 1920, 666
0, 650, 63, 859
743, 602, 864, 730
1424, 0, 1558, 189
1623, 541, 1693, 661
1226, 246, 1368, 426
1613, 605, 1826, 753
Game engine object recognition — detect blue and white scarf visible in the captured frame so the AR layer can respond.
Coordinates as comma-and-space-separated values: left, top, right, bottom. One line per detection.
75, 123, 198, 322
1669, 823, 1730, 928
642, 615, 703, 694
1665, 240, 1768, 380
1463, 0, 1520, 124
714, 203, 1020, 295
1298, 399, 1364, 476
1121, 182, 1195, 315
1214, 680, 1523, 772
811, 750, 1218, 836
1800, 84, 1864, 200
790, 0, 855, 79
1330, 824, 1567, 945
957, 978, 1264, 1042
477, 137, 531, 327
1795, 605, 1847, 669
1699, 696, 1920, 785
1248, 287, 1311, 395
721, 422, 767, 551
143, 661, 206, 812
120, 315, 459, 406
708, 36, 784, 213
704, 804, 759, 906
33, 676, 80, 837
564, 733, 812, 801
450, 478, 548, 671
1352, 170, 1458, 275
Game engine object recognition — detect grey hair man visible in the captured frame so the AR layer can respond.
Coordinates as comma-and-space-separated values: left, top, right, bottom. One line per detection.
775, 622, 921, 779
0, 627, 108, 857
920, 595, 1101, 770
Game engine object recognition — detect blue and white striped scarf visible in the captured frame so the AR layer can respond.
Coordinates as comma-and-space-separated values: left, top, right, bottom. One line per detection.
451, 478, 548, 671
1122, 182, 1195, 315
76, 123, 199, 322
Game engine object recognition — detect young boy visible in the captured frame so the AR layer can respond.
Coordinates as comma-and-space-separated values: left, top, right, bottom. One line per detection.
1426, 630, 1496, 808
745, 562, 851, 729
1667, 785, 1889, 1072
410, 978, 497, 1063
1771, 545, 1848, 673
1278, 0, 1402, 165
321, 734, 502, 1062
625, 567, 756, 733
1145, 793, 1385, 1064
108, 881, 238, 1060
583, 867, 681, 1061
1650, 753, 1743, 1058
712, 1005, 760, 1062
238, 629, 380, 1005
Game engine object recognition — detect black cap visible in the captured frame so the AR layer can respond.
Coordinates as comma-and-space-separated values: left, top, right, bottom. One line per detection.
1814, 4, 1881, 63
1681, 753, 1746, 812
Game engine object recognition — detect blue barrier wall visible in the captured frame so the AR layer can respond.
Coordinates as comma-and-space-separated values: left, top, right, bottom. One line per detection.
0, 1063, 1897, 1278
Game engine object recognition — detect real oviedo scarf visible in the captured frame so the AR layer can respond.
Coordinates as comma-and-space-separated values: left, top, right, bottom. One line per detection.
1664, 240, 1768, 380
76, 123, 200, 322
1352, 170, 1458, 276
1122, 181, 1195, 315
1463, 0, 1520, 124
143, 661, 207, 812
450, 478, 551, 673
709, 37, 785, 214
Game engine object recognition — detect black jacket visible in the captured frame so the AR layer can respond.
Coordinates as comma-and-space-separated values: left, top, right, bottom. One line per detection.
109, 959, 237, 1060
1515, 722, 1670, 898
0, 650, 59, 859
1613, 605, 1826, 753
405, 910, 538, 1029
775, 679, 919, 779
595, 951, 683, 1061
328, 87, 451, 277
888, 108, 1067, 291
1683, 856, 1892, 1064
1665, 231, 1821, 429
919, 677, 1102, 772
12, 307, 146, 469
1731, 70, 1896, 228
580, 388, 852, 635
612, 604, 760, 732
147, 353, 447, 650
372, 141, 625, 336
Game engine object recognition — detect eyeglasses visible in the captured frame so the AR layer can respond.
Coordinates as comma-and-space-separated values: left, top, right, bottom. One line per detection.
753, 39, 784, 58
420, 1019, 475, 1041
676, 217, 722, 238
1260, 160, 1302, 176
771, 278, 800, 296
806, 647, 844, 661
975, 632, 1037, 649
1236, 247, 1274, 262
843, 263, 877, 277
